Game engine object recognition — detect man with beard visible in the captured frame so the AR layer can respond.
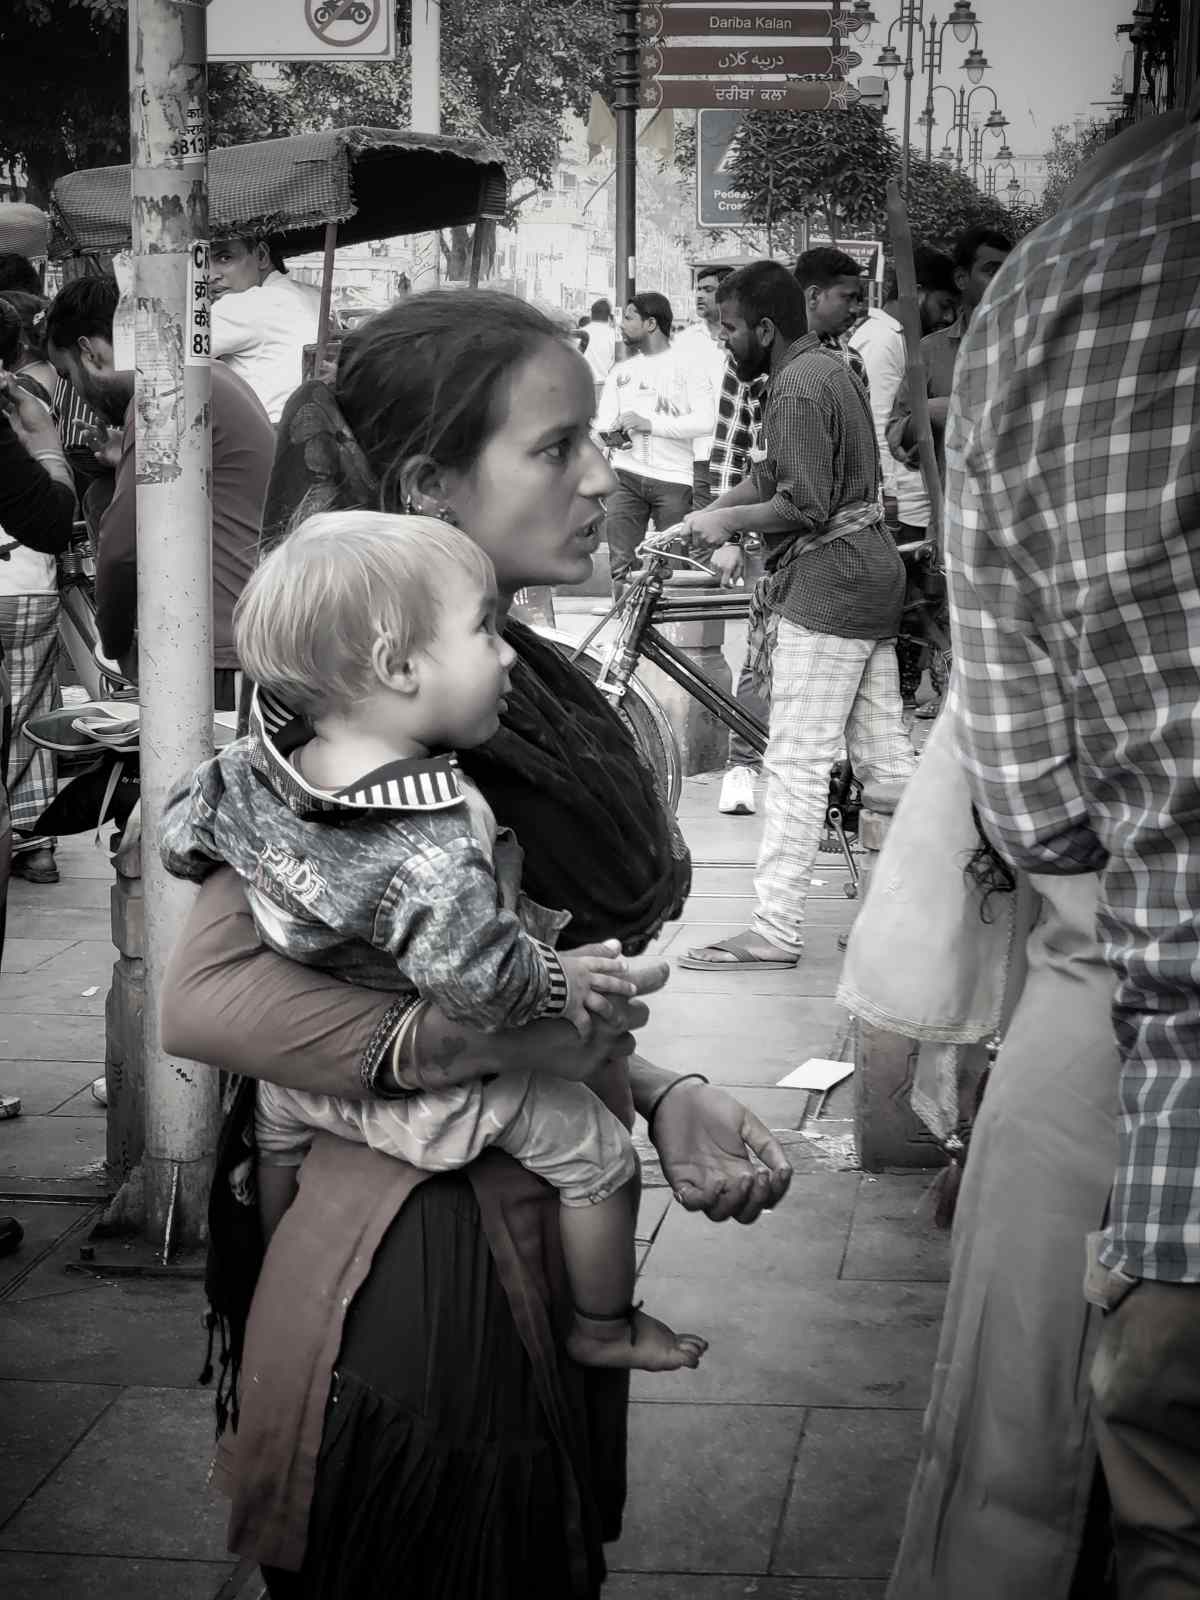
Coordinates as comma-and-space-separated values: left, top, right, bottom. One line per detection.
679, 260, 914, 970
713, 247, 874, 819
45, 276, 273, 711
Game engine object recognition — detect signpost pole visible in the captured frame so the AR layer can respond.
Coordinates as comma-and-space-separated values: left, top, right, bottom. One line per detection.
411, 0, 442, 290
613, 0, 640, 314
126, 0, 218, 1254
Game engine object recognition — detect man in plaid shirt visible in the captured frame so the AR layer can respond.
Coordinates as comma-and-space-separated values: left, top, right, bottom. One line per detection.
946, 95, 1200, 1585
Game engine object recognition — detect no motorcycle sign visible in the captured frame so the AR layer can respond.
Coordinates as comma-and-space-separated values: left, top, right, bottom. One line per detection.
207, 0, 397, 61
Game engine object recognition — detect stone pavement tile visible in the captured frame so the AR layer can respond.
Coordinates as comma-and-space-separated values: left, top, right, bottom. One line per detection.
1, 937, 84, 975
630, 1279, 943, 1408
608, 1401, 805, 1574
0, 1387, 229, 1561
7, 876, 111, 912
641, 1175, 858, 1284
48, 1083, 107, 1118
686, 867, 854, 904
0, 1013, 104, 1064
5, 906, 113, 944
0, 957, 111, 1017
713, 1086, 814, 1131
636, 1188, 672, 1244
0, 1202, 99, 1295
773, 1408, 924, 1578
0, 1379, 115, 1524
605, 1579, 885, 1599
0, 1552, 234, 1600
841, 1176, 950, 1284
635, 994, 844, 1085
0, 1058, 102, 1115
0, 1272, 208, 1385
0, 1115, 106, 1182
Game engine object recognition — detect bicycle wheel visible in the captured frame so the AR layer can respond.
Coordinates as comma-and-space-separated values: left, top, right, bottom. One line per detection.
534, 626, 682, 813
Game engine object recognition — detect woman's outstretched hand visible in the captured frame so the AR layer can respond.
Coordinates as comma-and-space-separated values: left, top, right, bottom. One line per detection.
650, 1080, 793, 1224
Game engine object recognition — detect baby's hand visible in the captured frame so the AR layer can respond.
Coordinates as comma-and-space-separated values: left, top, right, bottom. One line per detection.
560, 940, 638, 1037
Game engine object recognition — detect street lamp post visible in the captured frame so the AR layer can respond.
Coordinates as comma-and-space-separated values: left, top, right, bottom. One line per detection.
873, 1, 986, 190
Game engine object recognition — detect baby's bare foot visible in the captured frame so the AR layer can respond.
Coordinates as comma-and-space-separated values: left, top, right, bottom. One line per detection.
568, 1307, 708, 1372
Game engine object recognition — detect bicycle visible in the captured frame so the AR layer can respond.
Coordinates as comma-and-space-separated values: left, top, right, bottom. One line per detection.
549, 527, 903, 898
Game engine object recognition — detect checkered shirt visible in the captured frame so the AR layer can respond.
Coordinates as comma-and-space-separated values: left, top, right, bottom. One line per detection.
709, 356, 765, 495
944, 114, 1200, 1283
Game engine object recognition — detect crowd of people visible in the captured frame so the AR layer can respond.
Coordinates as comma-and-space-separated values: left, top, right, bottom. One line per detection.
0, 82, 1197, 1596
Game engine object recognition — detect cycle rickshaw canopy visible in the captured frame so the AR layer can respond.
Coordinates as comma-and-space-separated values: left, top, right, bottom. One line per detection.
46, 124, 509, 261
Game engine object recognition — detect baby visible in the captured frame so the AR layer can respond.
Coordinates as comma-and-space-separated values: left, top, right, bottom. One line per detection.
160, 510, 706, 1374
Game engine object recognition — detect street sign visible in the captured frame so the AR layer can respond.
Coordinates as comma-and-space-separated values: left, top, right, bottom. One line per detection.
640, 4, 847, 39
808, 235, 884, 280
697, 109, 750, 228
644, 79, 859, 111
207, 0, 397, 61
642, 43, 859, 77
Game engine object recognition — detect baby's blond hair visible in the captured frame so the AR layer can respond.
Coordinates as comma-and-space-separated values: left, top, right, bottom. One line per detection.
235, 511, 496, 718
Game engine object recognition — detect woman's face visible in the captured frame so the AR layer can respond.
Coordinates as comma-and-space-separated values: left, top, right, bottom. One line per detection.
442, 338, 617, 596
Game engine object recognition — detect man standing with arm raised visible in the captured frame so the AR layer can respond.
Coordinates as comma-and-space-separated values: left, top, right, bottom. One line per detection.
678, 260, 915, 970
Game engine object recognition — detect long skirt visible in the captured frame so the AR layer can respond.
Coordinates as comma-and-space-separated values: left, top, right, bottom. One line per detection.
261, 1171, 627, 1600
0, 593, 59, 837
888, 872, 1120, 1599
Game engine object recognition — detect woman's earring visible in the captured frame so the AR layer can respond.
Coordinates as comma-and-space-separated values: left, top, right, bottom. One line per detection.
403, 492, 415, 514
435, 505, 457, 526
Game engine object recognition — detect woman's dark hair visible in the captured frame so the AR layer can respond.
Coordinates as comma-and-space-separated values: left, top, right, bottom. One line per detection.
718, 260, 807, 342
0, 252, 41, 295
0, 297, 21, 368
628, 291, 673, 338
964, 805, 1017, 921
44, 274, 119, 352
0, 289, 49, 361
333, 289, 564, 511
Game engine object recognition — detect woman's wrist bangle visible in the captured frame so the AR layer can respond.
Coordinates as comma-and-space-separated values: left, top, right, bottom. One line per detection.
645, 1073, 709, 1141
364, 997, 425, 1098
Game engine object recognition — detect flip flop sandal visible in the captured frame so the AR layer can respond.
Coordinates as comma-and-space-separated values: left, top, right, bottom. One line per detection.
677, 933, 799, 971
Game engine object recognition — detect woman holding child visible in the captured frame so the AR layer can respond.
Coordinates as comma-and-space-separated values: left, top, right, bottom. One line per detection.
161, 291, 792, 1599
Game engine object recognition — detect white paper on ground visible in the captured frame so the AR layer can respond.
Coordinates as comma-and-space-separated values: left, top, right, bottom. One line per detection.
776, 1058, 854, 1092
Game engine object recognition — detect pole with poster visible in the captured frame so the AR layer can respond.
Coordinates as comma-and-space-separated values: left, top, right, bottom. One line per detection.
410, 0, 443, 290
120, 0, 218, 1253
613, 0, 641, 316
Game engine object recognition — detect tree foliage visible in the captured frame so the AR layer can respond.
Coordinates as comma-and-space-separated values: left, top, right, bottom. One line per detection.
727, 105, 897, 246
723, 107, 1023, 254
1039, 120, 1113, 218
0, 0, 610, 220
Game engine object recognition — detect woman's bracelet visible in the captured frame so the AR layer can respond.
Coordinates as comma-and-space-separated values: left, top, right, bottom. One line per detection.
363, 996, 426, 1098
645, 1073, 709, 1141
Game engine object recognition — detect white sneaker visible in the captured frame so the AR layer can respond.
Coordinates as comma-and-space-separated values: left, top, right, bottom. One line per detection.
718, 766, 757, 815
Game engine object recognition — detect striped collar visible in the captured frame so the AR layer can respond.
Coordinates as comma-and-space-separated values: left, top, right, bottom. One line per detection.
249, 687, 466, 819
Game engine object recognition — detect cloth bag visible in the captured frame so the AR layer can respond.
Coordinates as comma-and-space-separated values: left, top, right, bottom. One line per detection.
836, 706, 1024, 1140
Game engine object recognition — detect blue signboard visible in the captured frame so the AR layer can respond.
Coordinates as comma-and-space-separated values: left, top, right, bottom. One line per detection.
697, 109, 752, 228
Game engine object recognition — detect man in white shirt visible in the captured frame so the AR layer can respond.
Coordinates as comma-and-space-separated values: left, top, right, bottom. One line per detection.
849, 246, 956, 707
673, 266, 732, 510
581, 298, 616, 399
849, 247, 957, 535
210, 235, 323, 424
595, 291, 715, 590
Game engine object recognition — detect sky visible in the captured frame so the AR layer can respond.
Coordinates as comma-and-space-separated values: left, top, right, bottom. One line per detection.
868, 0, 1132, 160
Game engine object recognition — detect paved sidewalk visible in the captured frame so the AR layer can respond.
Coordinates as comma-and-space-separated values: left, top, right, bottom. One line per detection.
0, 784, 948, 1599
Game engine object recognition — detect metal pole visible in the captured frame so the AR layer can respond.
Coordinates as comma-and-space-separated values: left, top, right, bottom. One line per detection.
410, 1, 442, 291
900, 0, 922, 192
410, 0, 442, 134
613, 0, 639, 316
129, 0, 218, 1249
314, 220, 338, 374
924, 17, 939, 160
955, 86, 967, 167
